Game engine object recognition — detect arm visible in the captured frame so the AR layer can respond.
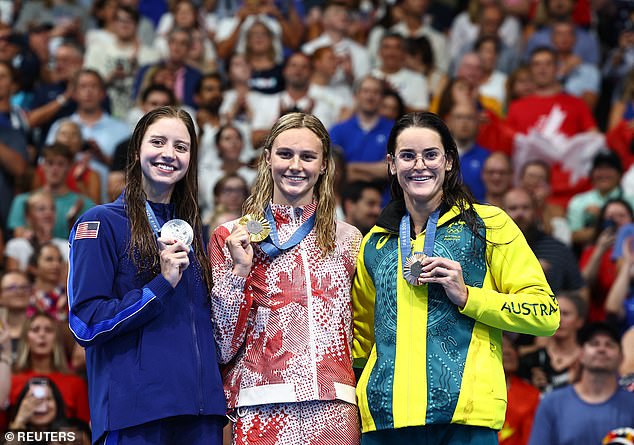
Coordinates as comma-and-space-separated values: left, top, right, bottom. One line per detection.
208, 223, 255, 364
0, 142, 27, 178
581, 229, 615, 285
68, 210, 177, 347
0, 325, 11, 407
346, 161, 388, 182
351, 235, 376, 368
459, 209, 560, 336
605, 237, 634, 319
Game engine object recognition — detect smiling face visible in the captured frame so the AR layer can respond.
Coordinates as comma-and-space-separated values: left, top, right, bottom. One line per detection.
389, 127, 451, 209
139, 117, 191, 202
266, 127, 325, 207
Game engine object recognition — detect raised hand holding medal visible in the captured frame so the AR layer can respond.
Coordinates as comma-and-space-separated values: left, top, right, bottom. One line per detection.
238, 214, 271, 243
161, 219, 194, 246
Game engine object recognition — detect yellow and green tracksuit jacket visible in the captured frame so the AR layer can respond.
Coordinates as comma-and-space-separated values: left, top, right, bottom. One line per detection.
352, 200, 559, 433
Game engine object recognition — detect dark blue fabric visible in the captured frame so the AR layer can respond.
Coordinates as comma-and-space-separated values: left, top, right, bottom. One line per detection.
361, 424, 498, 445
102, 415, 224, 445
68, 195, 226, 444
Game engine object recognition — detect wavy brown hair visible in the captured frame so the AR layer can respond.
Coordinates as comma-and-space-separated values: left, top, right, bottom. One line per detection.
124, 106, 213, 291
14, 312, 68, 373
243, 112, 337, 254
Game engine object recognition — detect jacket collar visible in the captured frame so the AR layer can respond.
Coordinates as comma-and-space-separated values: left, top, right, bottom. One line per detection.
375, 198, 458, 236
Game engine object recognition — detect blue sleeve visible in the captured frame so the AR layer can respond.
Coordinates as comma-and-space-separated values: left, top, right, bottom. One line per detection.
131, 65, 150, 101
528, 394, 558, 445
67, 207, 175, 347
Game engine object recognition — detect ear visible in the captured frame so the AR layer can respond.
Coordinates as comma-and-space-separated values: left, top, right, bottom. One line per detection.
320, 158, 327, 175
387, 154, 397, 175
264, 149, 271, 166
446, 157, 453, 172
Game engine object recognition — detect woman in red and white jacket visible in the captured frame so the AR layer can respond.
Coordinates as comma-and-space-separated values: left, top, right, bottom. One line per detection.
209, 112, 362, 445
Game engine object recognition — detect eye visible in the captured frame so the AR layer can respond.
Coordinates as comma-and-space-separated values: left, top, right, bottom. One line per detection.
301, 153, 318, 161
276, 150, 292, 159
398, 152, 416, 161
175, 144, 190, 153
425, 150, 440, 161
150, 138, 164, 147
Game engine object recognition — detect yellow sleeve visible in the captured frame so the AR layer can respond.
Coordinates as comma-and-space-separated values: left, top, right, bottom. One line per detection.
460, 207, 560, 337
352, 233, 377, 368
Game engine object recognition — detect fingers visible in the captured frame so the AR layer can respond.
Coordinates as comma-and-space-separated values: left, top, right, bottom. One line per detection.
157, 237, 190, 253
227, 224, 251, 249
418, 257, 461, 281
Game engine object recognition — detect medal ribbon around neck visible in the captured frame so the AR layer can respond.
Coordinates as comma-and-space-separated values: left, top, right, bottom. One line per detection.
258, 205, 316, 258
399, 207, 440, 285
145, 201, 163, 236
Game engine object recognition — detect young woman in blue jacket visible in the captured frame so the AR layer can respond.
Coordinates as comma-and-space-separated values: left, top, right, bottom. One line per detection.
67, 107, 226, 444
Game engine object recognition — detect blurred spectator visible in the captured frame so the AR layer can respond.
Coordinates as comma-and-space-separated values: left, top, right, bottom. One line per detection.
0, 312, 9, 414
302, 1, 370, 88
215, 0, 303, 60
518, 291, 584, 393
7, 377, 68, 440
498, 334, 540, 445
379, 88, 405, 122
503, 188, 586, 297
84, 4, 160, 120
506, 46, 597, 208
445, 99, 490, 202
7, 144, 95, 240
0, 271, 31, 357
46, 69, 130, 202
580, 199, 634, 322
0, 61, 29, 138
505, 64, 534, 113
309, 45, 353, 115
341, 181, 383, 234
131, 27, 202, 108
475, 35, 508, 110
4, 191, 69, 273
404, 36, 447, 102
156, 0, 217, 47
26, 242, 67, 320
10, 312, 90, 424
203, 173, 249, 240
608, 68, 634, 132
603, 22, 634, 97
523, 0, 600, 65
154, 0, 216, 74
481, 151, 512, 207
568, 152, 634, 248
528, 322, 634, 445
517, 159, 570, 245
455, 51, 502, 116
367, 0, 449, 74
372, 33, 428, 112
621, 327, 634, 383
330, 75, 392, 185
200, 124, 257, 218
605, 234, 634, 330
551, 19, 600, 111
241, 19, 284, 94
50, 417, 92, 445
450, 2, 520, 76
448, 0, 521, 66
14, 1, 88, 39
32, 120, 102, 204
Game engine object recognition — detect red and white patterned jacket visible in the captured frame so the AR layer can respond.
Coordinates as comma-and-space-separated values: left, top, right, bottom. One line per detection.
209, 202, 362, 409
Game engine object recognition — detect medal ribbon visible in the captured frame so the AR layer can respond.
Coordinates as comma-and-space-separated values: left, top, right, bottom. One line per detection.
145, 201, 162, 237
259, 205, 316, 258
399, 207, 441, 278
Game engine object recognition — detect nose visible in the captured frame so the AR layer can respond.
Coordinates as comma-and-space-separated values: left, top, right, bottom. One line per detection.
162, 143, 176, 159
289, 155, 302, 170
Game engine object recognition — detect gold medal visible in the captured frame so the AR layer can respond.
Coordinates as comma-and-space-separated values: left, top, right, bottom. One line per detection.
239, 214, 271, 242
403, 253, 426, 285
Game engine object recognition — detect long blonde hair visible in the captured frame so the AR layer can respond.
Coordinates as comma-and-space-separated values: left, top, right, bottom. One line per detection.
14, 312, 68, 374
243, 113, 337, 254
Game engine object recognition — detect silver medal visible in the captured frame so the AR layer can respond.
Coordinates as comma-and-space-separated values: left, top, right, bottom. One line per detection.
161, 219, 194, 246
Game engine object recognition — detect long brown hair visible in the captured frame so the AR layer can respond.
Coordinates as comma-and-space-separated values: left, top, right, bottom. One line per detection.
124, 106, 213, 291
242, 112, 337, 254
14, 312, 68, 373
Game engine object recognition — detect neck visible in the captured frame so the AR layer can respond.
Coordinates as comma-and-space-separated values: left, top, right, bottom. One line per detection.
34, 278, 56, 293
456, 140, 473, 152
311, 72, 329, 86
78, 107, 103, 124
404, 14, 423, 30
404, 193, 442, 234
286, 86, 309, 100
325, 28, 344, 43
575, 372, 618, 404
0, 97, 9, 111
381, 65, 399, 75
551, 334, 578, 350
535, 83, 562, 96
485, 192, 504, 208
33, 227, 53, 244
272, 191, 313, 208
222, 159, 241, 173
43, 182, 70, 196
357, 111, 379, 128
144, 184, 173, 204
31, 355, 53, 374
197, 109, 220, 127
8, 309, 27, 337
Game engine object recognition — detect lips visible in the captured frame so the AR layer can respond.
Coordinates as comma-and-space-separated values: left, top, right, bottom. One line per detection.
407, 175, 433, 182
154, 163, 176, 172
283, 175, 307, 182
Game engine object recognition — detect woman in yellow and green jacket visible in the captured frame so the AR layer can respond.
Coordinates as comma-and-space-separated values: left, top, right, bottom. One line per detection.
352, 112, 560, 445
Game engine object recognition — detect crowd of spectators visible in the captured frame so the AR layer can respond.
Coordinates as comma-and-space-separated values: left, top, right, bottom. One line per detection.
1, 0, 634, 444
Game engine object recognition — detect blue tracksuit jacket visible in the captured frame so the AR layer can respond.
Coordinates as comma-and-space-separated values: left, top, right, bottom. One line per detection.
67, 195, 226, 443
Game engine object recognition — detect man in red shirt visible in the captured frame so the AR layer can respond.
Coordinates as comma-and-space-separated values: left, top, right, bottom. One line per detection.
506, 46, 597, 208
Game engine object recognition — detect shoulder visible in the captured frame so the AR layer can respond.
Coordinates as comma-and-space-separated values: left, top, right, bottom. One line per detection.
336, 220, 362, 241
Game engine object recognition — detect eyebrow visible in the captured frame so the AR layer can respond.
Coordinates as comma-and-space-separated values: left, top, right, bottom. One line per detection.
397, 146, 442, 152
148, 135, 191, 146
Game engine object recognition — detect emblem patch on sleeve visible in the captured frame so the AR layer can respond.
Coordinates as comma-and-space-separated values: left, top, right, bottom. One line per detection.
74, 221, 100, 240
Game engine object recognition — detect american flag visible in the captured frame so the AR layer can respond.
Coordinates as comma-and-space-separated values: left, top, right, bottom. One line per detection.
74, 221, 100, 240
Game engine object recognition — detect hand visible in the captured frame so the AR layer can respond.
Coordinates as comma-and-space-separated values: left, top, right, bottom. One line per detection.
596, 228, 616, 253
158, 237, 190, 288
418, 256, 469, 308
11, 393, 39, 429
225, 224, 254, 277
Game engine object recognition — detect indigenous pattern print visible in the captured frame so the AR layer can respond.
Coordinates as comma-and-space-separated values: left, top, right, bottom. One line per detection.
209, 202, 362, 409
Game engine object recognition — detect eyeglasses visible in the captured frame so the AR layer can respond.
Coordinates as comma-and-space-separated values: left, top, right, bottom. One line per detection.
395, 149, 445, 169
1, 284, 31, 292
